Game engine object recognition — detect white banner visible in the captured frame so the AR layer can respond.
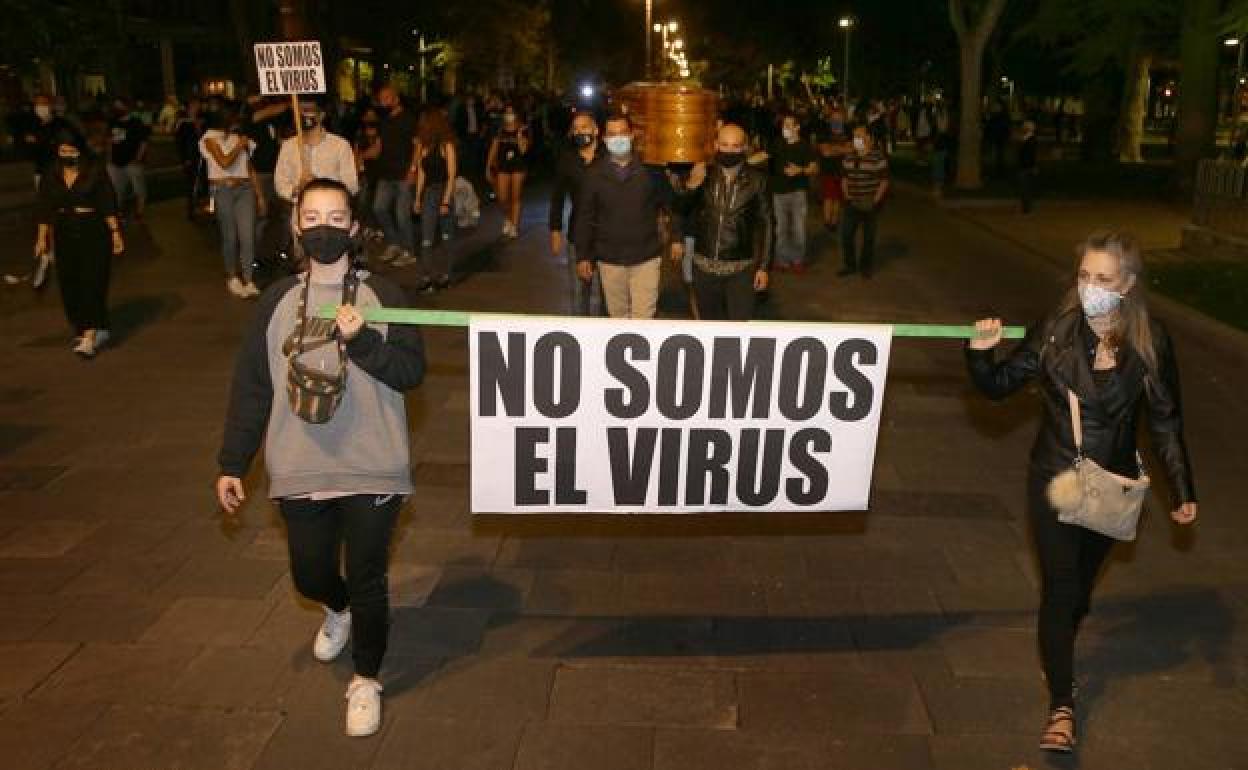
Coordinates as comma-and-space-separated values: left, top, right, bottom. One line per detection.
254, 41, 326, 95
469, 317, 893, 514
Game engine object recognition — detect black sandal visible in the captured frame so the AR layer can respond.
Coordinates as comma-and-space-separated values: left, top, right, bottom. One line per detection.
1039, 706, 1076, 753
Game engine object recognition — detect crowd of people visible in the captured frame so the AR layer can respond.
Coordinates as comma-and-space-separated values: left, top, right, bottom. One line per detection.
15, 81, 1201, 755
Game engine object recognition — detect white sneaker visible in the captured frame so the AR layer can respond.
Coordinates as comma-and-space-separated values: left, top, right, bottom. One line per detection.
313, 606, 351, 662
344, 678, 382, 737
242, 281, 261, 298
73, 335, 96, 358
226, 276, 247, 298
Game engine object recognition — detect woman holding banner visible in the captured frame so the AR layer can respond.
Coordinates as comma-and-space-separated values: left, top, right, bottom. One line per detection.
966, 230, 1197, 754
216, 178, 425, 738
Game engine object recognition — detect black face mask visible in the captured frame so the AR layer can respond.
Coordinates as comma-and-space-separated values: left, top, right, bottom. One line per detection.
716, 151, 745, 169
300, 114, 320, 131
60, 156, 80, 168
300, 225, 355, 265
572, 133, 595, 148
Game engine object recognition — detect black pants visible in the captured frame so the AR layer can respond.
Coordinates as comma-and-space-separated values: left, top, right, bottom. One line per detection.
54, 218, 111, 334
693, 267, 756, 320
839, 205, 878, 272
280, 494, 403, 678
1028, 471, 1115, 710
1019, 169, 1037, 213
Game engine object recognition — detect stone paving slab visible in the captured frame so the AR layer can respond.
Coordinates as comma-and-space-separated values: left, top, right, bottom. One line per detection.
53, 703, 282, 770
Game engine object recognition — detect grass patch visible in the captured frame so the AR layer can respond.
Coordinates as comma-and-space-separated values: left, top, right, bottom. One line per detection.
1148, 259, 1248, 332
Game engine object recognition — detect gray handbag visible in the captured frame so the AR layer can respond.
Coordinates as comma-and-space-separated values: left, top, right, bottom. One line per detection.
1046, 389, 1151, 541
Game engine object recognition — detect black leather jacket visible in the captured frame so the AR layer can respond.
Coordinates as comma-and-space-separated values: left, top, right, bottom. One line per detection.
966, 308, 1196, 507
678, 163, 773, 269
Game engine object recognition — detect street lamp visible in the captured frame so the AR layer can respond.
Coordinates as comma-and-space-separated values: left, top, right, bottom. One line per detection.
838, 16, 855, 106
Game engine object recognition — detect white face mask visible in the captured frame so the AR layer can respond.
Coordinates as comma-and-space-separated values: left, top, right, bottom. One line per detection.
34, 105, 51, 120
852, 137, 866, 153
1079, 283, 1124, 318
782, 127, 798, 142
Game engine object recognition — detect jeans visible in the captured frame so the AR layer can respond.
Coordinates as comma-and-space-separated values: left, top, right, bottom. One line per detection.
567, 242, 605, 317
772, 190, 809, 266
840, 204, 879, 272
213, 183, 257, 281
420, 182, 455, 279
280, 494, 403, 679
598, 257, 661, 319
372, 179, 415, 253
693, 267, 755, 321
1028, 472, 1115, 710
107, 162, 147, 213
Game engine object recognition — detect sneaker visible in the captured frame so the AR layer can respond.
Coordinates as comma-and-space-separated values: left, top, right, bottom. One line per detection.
32, 252, 52, 290
226, 276, 247, 298
391, 251, 420, 268
344, 678, 383, 737
73, 335, 96, 358
313, 606, 351, 662
94, 329, 111, 349
242, 281, 261, 298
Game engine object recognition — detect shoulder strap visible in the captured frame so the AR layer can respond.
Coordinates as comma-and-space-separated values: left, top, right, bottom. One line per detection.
1066, 388, 1084, 456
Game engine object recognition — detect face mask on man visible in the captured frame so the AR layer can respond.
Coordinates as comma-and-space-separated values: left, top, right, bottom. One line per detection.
1078, 283, 1124, 318
572, 132, 596, 148
300, 225, 356, 265
503, 113, 517, 127
782, 127, 799, 142
716, 150, 745, 168
605, 136, 632, 156
300, 112, 320, 131
59, 154, 80, 168
852, 137, 867, 153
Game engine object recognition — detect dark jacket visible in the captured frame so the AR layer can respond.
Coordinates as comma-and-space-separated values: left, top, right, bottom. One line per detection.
572, 154, 675, 266
678, 163, 773, 270
548, 143, 603, 243
966, 307, 1196, 508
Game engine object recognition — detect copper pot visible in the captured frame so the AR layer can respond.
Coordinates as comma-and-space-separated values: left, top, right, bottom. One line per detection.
618, 82, 719, 165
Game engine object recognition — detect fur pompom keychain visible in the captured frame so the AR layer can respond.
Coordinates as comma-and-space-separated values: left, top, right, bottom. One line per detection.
1046, 468, 1083, 514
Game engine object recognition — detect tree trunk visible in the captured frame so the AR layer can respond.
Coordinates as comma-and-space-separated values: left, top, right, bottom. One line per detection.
1176, 0, 1221, 193
955, 43, 986, 189
1117, 51, 1151, 163
948, 0, 1008, 191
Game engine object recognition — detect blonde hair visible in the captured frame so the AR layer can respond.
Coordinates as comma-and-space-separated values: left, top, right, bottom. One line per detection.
1060, 230, 1158, 375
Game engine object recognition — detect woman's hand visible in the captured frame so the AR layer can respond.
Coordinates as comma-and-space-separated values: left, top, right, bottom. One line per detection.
216, 476, 246, 514
35, 236, 51, 258
111, 230, 125, 256
970, 318, 1003, 350
754, 270, 769, 292
1171, 502, 1198, 525
336, 303, 365, 341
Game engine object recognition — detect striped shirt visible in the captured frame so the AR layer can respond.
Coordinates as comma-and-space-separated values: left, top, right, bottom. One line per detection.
842, 151, 889, 206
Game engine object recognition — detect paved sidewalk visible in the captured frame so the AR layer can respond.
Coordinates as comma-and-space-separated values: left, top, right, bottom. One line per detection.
0, 186, 1245, 769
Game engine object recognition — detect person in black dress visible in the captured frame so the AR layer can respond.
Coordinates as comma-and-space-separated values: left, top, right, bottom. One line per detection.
34, 132, 124, 358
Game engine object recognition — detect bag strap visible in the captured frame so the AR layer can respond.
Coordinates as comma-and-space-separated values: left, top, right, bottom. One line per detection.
1066, 388, 1084, 457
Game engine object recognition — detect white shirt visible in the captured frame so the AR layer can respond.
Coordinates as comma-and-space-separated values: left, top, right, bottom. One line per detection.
198, 130, 255, 180
274, 131, 359, 201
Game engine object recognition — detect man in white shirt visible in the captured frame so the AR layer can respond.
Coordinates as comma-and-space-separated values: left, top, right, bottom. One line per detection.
275, 97, 359, 202
199, 110, 265, 298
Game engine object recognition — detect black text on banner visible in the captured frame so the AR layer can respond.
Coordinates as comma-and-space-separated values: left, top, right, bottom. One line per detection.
469, 318, 893, 513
